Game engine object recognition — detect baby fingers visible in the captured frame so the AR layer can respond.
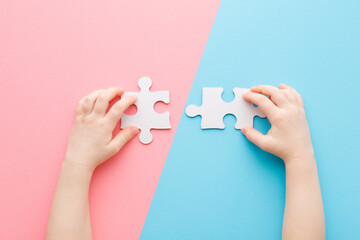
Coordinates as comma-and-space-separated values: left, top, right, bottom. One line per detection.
243, 91, 278, 120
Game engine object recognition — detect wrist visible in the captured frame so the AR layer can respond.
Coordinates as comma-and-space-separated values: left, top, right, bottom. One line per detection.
282, 145, 315, 165
284, 154, 316, 170
62, 159, 95, 178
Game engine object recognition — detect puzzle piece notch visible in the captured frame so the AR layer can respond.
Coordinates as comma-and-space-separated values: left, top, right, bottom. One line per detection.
120, 77, 171, 144
185, 87, 266, 129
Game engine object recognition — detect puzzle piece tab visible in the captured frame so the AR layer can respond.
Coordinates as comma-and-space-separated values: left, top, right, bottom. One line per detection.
185, 87, 266, 129
120, 77, 171, 144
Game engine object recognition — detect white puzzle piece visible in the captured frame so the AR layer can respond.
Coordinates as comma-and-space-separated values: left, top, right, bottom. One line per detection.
120, 77, 171, 144
185, 87, 266, 129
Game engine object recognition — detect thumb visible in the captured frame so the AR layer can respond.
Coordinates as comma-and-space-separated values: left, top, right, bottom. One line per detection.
241, 127, 269, 150
109, 126, 139, 152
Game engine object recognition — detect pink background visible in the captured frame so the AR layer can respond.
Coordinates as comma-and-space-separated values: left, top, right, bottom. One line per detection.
0, 1, 220, 239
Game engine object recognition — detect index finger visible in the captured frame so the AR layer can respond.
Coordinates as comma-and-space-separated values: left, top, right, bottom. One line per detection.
92, 87, 124, 116
251, 85, 289, 107
243, 92, 279, 120
105, 95, 137, 129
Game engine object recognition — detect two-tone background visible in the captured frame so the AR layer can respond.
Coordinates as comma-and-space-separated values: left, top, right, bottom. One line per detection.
1, 0, 359, 239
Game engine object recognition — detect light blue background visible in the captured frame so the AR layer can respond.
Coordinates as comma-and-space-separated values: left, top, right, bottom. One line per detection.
141, 0, 360, 239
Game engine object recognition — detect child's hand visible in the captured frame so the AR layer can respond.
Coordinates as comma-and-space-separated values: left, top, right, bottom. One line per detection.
64, 87, 139, 172
242, 84, 314, 165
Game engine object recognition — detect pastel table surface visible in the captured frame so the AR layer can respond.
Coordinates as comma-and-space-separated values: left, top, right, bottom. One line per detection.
140, 0, 360, 239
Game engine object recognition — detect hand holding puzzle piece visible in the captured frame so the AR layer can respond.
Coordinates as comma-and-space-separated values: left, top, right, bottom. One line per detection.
120, 77, 171, 144
121, 78, 265, 144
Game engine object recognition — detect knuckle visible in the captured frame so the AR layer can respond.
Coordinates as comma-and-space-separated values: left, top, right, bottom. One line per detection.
257, 94, 268, 103
97, 95, 107, 102
282, 89, 292, 95
123, 132, 132, 141
98, 119, 111, 129
261, 99, 272, 108
246, 92, 255, 99
110, 144, 121, 153
74, 115, 83, 123
105, 145, 117, 156
108, 86, 117, 92
269, 86, 279, 93
295, 107, 306, 117
272, 113, 284, 122
125, 95, 136, 102
84, 114, 97, 124
277, 92, 287, 100
259, 139, 270, 150
113, 102, 125, 113
266, 110, 277, 120
75, 106, 82, 114
77, 98, 85, 106
96, 89, 105, 94
83, 96, 90, 103
289, 104, 301, 113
